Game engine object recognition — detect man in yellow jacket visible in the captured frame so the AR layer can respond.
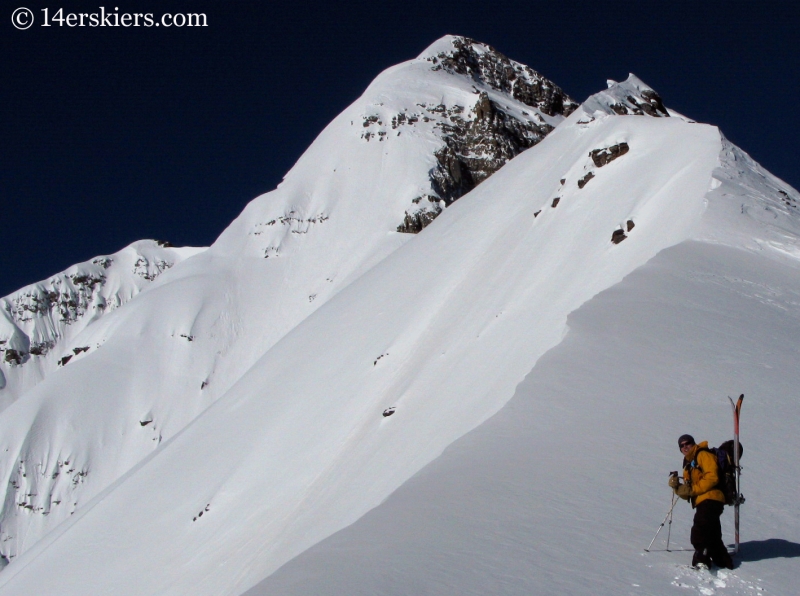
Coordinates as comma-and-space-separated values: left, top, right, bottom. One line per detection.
669, 434, 734, 569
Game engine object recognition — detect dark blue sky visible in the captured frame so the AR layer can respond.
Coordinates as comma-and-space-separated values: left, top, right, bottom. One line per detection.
3, 0, 799, 297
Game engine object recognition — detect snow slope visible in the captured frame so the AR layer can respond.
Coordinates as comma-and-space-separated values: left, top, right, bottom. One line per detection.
251, 241, 800, 596
248, 108, 800, 595
0, 240, 204, 409
0, 85, 747, 594
0, 36, 574, 564
2, 40, 799, 596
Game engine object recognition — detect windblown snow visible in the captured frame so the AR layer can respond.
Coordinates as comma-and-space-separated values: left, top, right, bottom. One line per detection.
1, 35, 798, 596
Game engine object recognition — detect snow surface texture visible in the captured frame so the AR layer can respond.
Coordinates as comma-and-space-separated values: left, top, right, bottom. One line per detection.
0, 35, 573, 562
1, 38, 799, 596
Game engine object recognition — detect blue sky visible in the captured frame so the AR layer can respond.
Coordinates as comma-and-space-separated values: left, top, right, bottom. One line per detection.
3, 0, 798, 296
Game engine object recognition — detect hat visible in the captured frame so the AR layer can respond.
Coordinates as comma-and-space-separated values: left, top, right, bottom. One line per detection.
678, 434, 695, 447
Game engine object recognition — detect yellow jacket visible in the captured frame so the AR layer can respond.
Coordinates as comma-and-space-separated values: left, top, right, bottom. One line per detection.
682, 441, 726, 507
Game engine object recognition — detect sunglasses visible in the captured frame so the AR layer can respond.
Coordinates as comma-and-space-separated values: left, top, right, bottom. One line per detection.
679, 441, 694, 449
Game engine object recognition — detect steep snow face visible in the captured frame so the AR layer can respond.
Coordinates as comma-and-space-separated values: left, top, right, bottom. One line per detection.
699, 135, 800, 256
0, 102, 731, 594
249, 241, 800, 596
0, 36, 574, 564
0, 241, 205, 410
214, 35, 575, 249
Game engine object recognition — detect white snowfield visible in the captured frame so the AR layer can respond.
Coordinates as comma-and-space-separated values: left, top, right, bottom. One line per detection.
0, 240, 205, 409
2, 38, 800, 596
249, 241, 800, 596
0, 36, 571, 562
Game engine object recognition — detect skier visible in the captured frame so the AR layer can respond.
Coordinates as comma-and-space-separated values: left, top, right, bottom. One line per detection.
669, 434, 734, 569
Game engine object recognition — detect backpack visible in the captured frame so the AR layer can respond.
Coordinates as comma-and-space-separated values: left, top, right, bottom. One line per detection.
699, 440, 743, 506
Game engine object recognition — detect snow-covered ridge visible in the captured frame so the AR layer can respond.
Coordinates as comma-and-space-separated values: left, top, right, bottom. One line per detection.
699, 135, 800, 258
2, 34, 798, 594
0, 93, 735, 594
0, 240, 205, 410
213, 36, 577, 254
576, 73, 671, 121
0, 35, 575, 566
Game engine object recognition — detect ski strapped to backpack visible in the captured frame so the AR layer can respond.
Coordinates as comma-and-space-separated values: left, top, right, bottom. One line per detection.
729, 393, 744, 553
684, 394, 744, 554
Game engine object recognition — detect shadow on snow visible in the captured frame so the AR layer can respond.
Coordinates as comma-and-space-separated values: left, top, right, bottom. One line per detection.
734, 539, 800, 562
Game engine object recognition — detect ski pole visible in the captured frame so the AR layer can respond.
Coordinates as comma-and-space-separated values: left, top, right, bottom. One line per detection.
666, 491, 676, 551
645, 491, 679, 552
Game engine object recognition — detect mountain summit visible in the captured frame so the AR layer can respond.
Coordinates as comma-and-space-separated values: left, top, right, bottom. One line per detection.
1, 36, 799, 596
0, 34, 576, 569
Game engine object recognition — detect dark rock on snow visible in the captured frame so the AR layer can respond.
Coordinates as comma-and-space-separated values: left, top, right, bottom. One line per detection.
578, 172, 595, 189
430, 37, 578, 117
399, 37, 579, 233
397, 199, 443, 234
590, 143, 630, 168
607, 88, 669, 118
429, 92, 556, 206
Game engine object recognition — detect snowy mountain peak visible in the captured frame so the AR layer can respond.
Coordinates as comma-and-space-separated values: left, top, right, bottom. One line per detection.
418, 35, 578, 117
0, 240, 205, 410
4, 37, 800, 596
577, 73, 670, 120
216, 35, 578, 253
0, 38, 579, 569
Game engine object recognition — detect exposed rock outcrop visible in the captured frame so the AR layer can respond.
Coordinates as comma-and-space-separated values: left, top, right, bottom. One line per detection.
607, 88, 668, 117
429, 36, 578, 117
0, 241, 205, 404
578, 74, 671, 120
397, 198, 443, 234
611, 229, 627, 244
578, 172, 595, 189
590, 142, 630, 167
397, 37, 578, 233
430, 93, 557, 206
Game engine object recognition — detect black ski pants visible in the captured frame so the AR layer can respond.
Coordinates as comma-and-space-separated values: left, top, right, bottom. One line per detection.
691, 500, 732, 567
